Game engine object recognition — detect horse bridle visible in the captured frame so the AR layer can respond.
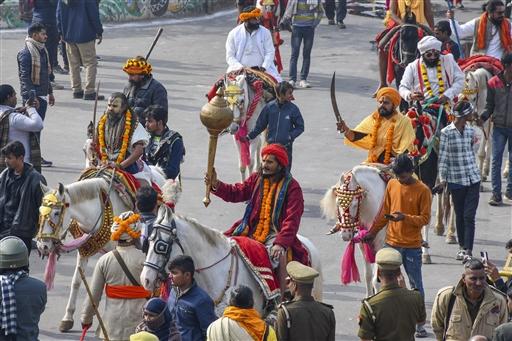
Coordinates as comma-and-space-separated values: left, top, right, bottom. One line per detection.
37, 190, 69, 241
329, 172, 366, 235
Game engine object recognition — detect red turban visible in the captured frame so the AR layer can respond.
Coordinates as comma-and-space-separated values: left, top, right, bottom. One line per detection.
261, 144, 289, 167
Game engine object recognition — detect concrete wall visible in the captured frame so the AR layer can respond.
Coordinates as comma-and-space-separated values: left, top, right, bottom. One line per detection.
0, 0, 233, 29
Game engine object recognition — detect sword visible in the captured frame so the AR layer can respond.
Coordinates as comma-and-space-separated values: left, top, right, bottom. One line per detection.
330, 72, 344, 132
145, 28, 164, 61
91, 80, 101, 143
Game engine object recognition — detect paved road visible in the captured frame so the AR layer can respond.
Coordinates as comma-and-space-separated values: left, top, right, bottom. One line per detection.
0, 1, 510, 340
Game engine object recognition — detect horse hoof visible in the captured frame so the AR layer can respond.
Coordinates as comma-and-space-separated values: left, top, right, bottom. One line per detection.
482, 175, 487, 182
445, 235, 457, 244
434, 227, 445, 236
59, 320, 74, 332
422, 254, 432, 264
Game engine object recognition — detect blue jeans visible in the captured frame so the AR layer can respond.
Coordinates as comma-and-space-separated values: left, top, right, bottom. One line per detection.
289, 26, 315, 82
491, 126, 512, 196
385, 245, 424, 297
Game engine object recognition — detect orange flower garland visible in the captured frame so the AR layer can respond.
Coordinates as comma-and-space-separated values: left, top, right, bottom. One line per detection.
98, 110, 133, 165
111, 213, 141, 241
253, 179, 278, 243
368, 113, 396, 164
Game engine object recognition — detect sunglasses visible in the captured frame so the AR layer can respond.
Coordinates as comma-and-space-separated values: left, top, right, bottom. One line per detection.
424, 50, 440, 58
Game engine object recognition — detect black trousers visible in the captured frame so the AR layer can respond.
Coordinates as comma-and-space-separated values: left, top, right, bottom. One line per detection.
323, 0, 347, 22
450, 182, 480, 251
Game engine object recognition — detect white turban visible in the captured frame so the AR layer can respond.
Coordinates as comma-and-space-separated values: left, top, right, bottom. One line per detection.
417, 36, 442, 55
111, 211, 141, 242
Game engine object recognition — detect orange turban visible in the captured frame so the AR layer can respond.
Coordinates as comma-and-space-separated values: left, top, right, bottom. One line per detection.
261, 144, 289, 167
239, 8, 262, 22
123, 57, 152, 75
376, 87, 401, 107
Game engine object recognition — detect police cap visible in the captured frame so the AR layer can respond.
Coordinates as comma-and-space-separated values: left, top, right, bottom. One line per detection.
286, 261, 319, 284
376, 248, 402, 270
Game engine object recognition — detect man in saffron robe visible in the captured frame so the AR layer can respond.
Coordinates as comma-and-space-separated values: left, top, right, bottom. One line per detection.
206, 143, 307, 296
336, 87, 415, 165
447, 0, 512, 59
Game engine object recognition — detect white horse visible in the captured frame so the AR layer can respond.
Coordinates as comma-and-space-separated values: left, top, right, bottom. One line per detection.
224, 72, 267, 180
36, 172, 174, 332
140, 205, 323, 315
320, 165, 387, 297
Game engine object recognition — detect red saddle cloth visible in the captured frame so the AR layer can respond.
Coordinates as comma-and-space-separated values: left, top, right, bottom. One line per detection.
230, 236, 280, 300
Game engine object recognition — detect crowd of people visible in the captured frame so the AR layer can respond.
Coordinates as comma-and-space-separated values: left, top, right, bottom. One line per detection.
3, 0, 512, 340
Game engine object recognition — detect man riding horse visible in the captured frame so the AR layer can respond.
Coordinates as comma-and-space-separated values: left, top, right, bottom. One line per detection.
205, 143, 307, 298
399, 36, 464, 188
336, 87, 415, 165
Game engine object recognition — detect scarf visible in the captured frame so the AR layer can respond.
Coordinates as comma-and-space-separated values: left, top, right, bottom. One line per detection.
24, 37, 51, 86
477, 13, 512, 53
223, 306, 267, 341
341, 228, 375, 285
0, 270, 28, 336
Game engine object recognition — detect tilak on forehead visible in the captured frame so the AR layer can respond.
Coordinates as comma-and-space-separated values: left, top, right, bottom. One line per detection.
107, 93, 128, 114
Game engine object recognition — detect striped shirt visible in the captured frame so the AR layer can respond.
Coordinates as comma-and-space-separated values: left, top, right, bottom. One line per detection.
438, 123, 481, 186
293, 0, 321, 27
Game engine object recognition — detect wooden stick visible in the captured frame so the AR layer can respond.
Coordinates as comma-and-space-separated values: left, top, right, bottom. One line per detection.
145, 28, 164, 61
78, 266, 110, 341
91, 80, 101, 143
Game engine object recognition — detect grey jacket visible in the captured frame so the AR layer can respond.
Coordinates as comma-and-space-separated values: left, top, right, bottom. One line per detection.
124, 76, 168, 123
0, 275, 47, 340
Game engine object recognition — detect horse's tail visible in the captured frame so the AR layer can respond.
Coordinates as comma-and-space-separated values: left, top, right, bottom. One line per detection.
320, 184, 338, 221
162, 179, 182, 207
298, 235, 323, 301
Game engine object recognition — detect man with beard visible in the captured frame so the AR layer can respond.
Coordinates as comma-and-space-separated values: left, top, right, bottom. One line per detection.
226, 6, 282, 81
431, 258, 507, 340
123, 57, 168, 125
205, 144, 308, 296
399, 36, 464, 106
93, 93, 151, 182
447, 0, 512, 59
336, 87, 415, 165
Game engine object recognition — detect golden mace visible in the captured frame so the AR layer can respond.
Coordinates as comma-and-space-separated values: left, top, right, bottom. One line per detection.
200, 88, 233, 207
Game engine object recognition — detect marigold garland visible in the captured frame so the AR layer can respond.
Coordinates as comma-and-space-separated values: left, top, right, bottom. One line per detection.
421, 60, 444, 99
98, 110, 133, 165
111, 213, 141, 241
253, 179, 278, 243
368, 112, 396, 164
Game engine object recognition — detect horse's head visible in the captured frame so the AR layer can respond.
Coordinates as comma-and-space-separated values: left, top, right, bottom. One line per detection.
223, 74, 247, 134
141, 205, 183, 292
258, 0, 279, 20
321, 172, 366, 241
396, 24, 420, 67
36, 183, 72, 256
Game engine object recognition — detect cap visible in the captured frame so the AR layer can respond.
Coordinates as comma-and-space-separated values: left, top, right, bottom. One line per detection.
376, 248, 402, 270
130, 331, 159, 341
286, 261, 319, 284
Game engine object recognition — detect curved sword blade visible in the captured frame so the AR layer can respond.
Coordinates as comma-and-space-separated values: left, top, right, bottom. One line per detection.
330, 72, 342, 123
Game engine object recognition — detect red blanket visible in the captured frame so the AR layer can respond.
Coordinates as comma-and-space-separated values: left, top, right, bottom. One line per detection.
458, 55, 503, 75
231, 236, 280, 300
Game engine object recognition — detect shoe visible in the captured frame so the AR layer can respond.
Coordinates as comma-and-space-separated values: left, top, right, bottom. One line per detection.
73, 90, 84, 99
51, 82, 64, 90
489, 193, 503, 206
338, 21, 346, 29
328, 19, 335, 25
298, 80, 311, 88
83, 92, 105, 100
455, 249, 466, 261
41, 158, 53, 167
288, 80, 296, 88
415, 325, 427, 338
64, 66, 70, 73
53, 65, 68, 75
505, 192, 512, 200
458, 4, 464, 9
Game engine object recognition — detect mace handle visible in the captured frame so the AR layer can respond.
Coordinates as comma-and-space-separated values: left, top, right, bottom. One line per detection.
203, 134, 219, 207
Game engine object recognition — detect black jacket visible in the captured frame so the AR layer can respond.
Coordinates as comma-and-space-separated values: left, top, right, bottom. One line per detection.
124, 76, 168, 124
0, 163, 46, 238
17, 45, 53, 100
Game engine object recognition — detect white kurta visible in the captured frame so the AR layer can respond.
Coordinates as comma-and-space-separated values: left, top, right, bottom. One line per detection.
399, 54, 465, 103
80, 245, 147, 341
225, 24, 282, 81
450, 18, 512, 59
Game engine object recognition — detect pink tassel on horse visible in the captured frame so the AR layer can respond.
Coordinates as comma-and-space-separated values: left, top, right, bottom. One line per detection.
341, 228, 376, 285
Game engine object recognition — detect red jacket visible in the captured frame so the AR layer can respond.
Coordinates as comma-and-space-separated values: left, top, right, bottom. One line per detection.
213, 172, 309, 264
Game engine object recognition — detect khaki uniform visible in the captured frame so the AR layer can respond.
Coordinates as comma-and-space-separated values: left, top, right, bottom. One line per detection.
357, 283, 426, 341
431, 280, 508, 341
276, 297, 335, 341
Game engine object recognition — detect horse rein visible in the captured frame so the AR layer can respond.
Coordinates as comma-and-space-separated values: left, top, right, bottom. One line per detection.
329, 172, 366, 235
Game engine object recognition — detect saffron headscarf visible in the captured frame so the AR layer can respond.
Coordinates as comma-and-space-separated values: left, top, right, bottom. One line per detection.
261, 144, 289, 167
123, 57, 153, 75
239, 7, 262, 22
376, 87, 401, 107
111, 211, 142, 241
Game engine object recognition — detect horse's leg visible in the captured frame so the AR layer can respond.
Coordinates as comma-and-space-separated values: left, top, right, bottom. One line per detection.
434, 189, 445, 236
504, 157, 510, 179
60, 253, 87, 332
445, 199, 457, 244
421, 226, 432, 264
359, 243, 374, 297
373, 48, 388, 97
478, 132, 487, 183
233, 137, 247, 181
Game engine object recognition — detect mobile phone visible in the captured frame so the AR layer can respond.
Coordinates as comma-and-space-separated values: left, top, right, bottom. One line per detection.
384, 214, 395, 220
481, 251, 489, 264
28, 90, 36, 106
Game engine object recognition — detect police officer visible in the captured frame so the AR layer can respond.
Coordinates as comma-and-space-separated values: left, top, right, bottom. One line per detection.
358, 248, 426, 341
0, 236, 47, 339
276, 261, 335, 341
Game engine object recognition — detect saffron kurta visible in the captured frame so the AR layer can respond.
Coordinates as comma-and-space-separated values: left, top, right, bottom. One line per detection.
344, 112, 415, 163
212, 172, 308, 264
